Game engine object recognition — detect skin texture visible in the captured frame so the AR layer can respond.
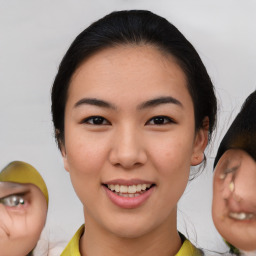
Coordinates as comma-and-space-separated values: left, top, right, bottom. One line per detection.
61, 45, 208, 256
212, 149, 256, 251
0, 182, 47, 256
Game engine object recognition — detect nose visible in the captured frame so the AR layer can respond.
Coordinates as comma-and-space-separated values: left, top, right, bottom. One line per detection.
222, 173, 242, 210
222, 172, 234, 199
109, 125, 147, 169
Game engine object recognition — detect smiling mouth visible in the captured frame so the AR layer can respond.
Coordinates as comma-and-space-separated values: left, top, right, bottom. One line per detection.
229, 212, 255, 220
104, 184, 155, 198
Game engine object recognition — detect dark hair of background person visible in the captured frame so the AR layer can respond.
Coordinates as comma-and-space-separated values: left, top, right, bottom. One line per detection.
213, 90, 256, 255
51, 10, 217, 154
214, 90, 256, 168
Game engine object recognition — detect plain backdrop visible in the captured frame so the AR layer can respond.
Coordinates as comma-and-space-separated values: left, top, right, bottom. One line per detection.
0, 0, 256, 254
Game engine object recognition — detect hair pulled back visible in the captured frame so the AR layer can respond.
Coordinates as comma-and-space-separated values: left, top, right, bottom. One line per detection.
51, 10, 217, 149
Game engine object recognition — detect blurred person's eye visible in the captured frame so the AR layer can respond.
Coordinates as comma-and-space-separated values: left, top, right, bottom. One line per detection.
0, 194, 26, 207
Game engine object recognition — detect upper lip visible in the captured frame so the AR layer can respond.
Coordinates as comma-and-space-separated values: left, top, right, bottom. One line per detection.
226, 199, 256, 215
103, 179, 155, 186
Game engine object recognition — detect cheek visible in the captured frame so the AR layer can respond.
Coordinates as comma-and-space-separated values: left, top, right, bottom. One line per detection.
65, 131, 109, 175
212, 179, 226, 219
235, 170, 256, 204
17, 204, 46, 237
0, 201, 47, 255
147, 136, 193, 202
212, 193, 222, 225
64, 133, 111, 203
0, 205, 12, 238
148, 133, 194, 175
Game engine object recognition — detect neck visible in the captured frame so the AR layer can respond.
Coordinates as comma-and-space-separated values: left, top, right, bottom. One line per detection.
80, 209, 182, 256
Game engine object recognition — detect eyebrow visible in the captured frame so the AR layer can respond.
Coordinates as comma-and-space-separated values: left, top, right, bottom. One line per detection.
138, 96, 183, 110
0, 182, 27, 190
74, 96, 183, 110
74, 98, 116, 109
0, 182, 30, 198
224, 165, 240, 175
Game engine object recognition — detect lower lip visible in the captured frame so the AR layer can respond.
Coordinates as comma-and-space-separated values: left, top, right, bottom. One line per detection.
103, 185, 155, 209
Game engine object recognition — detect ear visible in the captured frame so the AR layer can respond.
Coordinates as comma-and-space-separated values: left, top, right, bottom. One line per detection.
190, 117, 209, 166
61, 146, 70, 173
56, 129, 70, 173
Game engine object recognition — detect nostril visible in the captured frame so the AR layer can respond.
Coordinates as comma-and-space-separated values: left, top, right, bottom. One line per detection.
108, 139, 147, 169
232, 192, 242, 203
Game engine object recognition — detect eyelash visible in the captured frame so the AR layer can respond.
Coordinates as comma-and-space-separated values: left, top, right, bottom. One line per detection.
146, 116, 176, 125
82, 116, 110, 125
0, 195, 26, 207
82, 115, 175, 126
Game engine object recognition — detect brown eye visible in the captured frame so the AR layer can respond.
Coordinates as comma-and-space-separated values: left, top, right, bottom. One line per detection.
83, 116, 110, 125
146, 116, 175, 125
0, 195, 25, 207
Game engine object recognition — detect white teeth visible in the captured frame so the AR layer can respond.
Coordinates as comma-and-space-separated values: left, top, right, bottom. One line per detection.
229, 212, 254, 220
120, 185, 128, 193
109, 184, 115, 191
141, 184, 146, 190
128, 185, 136, 193
117, 193, 141, 198
107, 184, 152, 194
114, 185, 120, 192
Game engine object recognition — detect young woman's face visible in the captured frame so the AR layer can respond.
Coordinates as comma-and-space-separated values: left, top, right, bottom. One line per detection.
212, 149, 256, 251
0, 182, 47, 256
62, 45, 207, 238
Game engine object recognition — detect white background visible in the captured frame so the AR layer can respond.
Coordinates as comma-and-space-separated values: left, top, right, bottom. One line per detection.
0, 0, 255, 254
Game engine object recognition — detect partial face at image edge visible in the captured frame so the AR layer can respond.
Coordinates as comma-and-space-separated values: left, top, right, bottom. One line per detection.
212, 149, 256, 252
0, 161, 48, 256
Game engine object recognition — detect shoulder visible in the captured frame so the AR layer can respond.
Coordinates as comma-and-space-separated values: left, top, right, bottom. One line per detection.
176, 233, 203, 256
60, 225, 85, 256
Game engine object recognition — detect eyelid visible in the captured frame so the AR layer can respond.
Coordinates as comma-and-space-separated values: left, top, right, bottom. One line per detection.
0, 191, 27, 198
0, 193, 27, 207
81, 116, 111, 125
145, 115, 176, 125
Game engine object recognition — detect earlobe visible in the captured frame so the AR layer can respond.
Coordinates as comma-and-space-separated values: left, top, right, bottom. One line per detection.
61, 148, 70, 173
56, 130, 70, 173
61, 151, 70, 173
191, 152, 205, 166
191, 117, 209, 166
63, 157, 70, 173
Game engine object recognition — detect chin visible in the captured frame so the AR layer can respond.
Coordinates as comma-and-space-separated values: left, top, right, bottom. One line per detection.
214, 219, 256, 252
113, 222, 149, 238
228, 237, 256, 252
102, 214, 158, 239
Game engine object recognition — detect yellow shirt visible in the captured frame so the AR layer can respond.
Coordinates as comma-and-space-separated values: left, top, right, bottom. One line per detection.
61, 225, 202, 256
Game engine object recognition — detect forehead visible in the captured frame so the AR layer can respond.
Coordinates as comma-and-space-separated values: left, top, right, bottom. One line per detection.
68, 45, 190, 107
217, 149, 256, 170
73, 44, 184, 78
